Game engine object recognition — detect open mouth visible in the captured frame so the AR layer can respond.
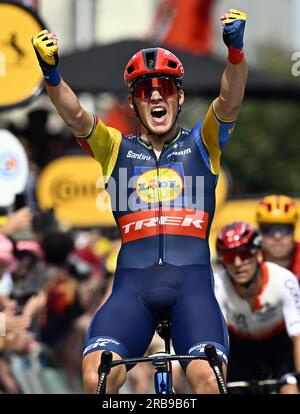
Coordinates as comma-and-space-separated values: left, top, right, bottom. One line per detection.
272, 242, 284, 249
151, 108, 167, 119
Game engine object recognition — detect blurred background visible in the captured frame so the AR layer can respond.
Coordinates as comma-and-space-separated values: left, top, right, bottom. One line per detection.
0, 0, 300, 394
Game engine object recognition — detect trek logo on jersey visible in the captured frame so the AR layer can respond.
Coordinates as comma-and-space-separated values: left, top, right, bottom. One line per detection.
134, 163, 185, 209
119, 208, 209, 243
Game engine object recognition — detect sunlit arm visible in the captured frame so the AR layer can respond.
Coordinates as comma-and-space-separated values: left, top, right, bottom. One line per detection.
213, 59, 248, 121
46, 80, 93, 136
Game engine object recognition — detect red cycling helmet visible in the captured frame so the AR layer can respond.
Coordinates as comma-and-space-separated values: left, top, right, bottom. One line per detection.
216, 221, 262, 255
124, 47, 184, 88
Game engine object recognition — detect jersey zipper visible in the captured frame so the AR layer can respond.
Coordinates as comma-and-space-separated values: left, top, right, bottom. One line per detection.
138, 129, 182, 266
150, 147, 165, 266
156, 157, 164, 266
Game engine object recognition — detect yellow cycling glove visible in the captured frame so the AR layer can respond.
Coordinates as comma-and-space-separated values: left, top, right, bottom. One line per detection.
223, 9, 247, 64
32, 30, 61, 86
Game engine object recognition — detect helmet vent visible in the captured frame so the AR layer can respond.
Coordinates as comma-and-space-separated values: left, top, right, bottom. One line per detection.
127, 65, 135, 75
168, 60, 177, 69
145, 51, 156, 70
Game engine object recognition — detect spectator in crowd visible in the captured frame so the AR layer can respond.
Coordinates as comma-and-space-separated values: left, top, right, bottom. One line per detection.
9, 109, 77, 168
0, 207, 33, 238
38, 230, 105, 388
0, 234, 37, 393
0, 234, 17, 296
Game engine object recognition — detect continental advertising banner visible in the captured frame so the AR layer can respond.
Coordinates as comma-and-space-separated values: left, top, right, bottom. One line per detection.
36, 155, 115, 227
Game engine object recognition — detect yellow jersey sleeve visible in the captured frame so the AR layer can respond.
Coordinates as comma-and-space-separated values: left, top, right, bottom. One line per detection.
75, 115, 122, 180
201, 105, 236, 174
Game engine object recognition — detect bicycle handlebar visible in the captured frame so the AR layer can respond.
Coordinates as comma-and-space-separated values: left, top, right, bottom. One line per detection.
204, 344, 227, 394
97, 344, 228, 394
227, 372, 300, 393
109, 353, 206, 368
97, 351, 113, 394
108, 346, 226, 370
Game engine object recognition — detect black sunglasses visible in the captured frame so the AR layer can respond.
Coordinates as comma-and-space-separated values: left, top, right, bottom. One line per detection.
260, 224, 294, 237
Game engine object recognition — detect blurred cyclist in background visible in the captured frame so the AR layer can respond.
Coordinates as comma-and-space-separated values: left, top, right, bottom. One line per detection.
32, 8, 248, 394
256, 195, 300, 282
215, 221, 300, 393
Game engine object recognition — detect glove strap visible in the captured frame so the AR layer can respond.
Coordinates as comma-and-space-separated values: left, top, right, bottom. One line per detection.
228, 46, 244, 65
41, 66, 61, 87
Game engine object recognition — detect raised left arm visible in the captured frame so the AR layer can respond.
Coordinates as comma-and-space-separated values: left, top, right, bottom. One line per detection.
213, 9, 248, 120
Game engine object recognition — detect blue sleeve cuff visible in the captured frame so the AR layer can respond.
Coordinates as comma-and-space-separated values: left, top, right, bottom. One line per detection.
42, 66, 61, 86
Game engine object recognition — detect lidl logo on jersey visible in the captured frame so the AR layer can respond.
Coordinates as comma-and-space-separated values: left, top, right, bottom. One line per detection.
134, 163, 185, 209
0, 152, 19, 178
136, 167, 182, 203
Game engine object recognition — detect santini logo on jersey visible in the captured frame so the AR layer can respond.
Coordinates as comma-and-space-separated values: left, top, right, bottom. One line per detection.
126, 150, 151, 161
119, 208, 209, 243
83, 337, 120, 356
188, 343, 228, 365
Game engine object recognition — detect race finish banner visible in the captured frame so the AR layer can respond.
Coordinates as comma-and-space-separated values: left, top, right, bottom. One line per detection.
0, 1, 45, 111
0, 129, 29, 207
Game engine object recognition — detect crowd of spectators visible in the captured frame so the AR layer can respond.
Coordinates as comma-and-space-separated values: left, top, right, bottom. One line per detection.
0, 201, 121, 393
2, 110, 300, 394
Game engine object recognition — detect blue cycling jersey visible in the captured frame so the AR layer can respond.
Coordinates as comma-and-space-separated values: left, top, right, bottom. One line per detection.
77, 105, 235, 268
77, 104, 235, 365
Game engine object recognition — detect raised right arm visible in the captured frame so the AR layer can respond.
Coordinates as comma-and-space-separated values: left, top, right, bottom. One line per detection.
46, 78, 94, 136
31, 30, 122, 178
32, 30, 92, 136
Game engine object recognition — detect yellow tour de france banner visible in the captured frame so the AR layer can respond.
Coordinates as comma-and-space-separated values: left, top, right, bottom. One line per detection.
0, 2, 45, 110
36, 155, 230, 229
36, 155, 115, 227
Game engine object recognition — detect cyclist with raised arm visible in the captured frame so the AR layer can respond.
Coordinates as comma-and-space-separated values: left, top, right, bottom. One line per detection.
215, 221, 300, 394
256, 195, 300, 282
32, 9, 248, 394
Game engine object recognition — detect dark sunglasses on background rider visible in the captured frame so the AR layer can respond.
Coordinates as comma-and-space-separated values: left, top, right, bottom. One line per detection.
259, 224, 294, 237
221, 246, 257, 265
131, 76, 179, 100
